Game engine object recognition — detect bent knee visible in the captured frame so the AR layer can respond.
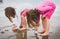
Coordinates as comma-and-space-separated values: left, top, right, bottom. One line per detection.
41, 15, 46, 20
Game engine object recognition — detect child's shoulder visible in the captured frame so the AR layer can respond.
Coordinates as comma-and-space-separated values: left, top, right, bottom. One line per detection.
21, 8, 30, 17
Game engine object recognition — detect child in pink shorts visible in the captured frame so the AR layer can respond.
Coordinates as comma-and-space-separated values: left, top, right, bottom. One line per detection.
19, 1, 56, 36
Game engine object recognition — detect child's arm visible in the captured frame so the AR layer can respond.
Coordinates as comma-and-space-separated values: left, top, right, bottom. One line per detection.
12, 17, 18, 30
20, 16, 27, 28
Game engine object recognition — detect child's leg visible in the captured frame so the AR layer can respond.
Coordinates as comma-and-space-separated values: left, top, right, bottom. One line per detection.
41, 15, 50, 36
40, 15, 46, 33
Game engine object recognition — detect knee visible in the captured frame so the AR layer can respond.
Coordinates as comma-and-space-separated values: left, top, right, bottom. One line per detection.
41, 16, 49, 22
41, 15, 46, 20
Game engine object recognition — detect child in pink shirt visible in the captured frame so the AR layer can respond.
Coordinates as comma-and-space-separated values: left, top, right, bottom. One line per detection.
20, 1, 56, 36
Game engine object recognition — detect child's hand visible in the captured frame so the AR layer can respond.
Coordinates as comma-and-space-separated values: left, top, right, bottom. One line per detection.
12, 26, 18, 32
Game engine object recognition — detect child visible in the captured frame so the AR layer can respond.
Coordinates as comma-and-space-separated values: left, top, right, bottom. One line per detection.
5, 7, 18, 31
20, 8, 40, 34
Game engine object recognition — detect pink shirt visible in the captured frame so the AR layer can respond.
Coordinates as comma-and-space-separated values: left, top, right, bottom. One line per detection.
21, 8, 30, 17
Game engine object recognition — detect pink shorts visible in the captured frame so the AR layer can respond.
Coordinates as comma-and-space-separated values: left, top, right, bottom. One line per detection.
42, 7, 56, 19
37, 1, 56, 19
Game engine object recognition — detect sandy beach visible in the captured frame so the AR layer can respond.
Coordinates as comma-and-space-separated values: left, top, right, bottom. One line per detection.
0, 15, 60, 39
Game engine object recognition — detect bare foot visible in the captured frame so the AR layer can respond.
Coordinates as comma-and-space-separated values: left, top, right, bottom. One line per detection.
40, 32, 49, 36
39, 30, 45, 34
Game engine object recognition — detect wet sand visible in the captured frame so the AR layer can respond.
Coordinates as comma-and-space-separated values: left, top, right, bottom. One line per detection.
0, 16, 60, 39
0, 28, 60, 39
